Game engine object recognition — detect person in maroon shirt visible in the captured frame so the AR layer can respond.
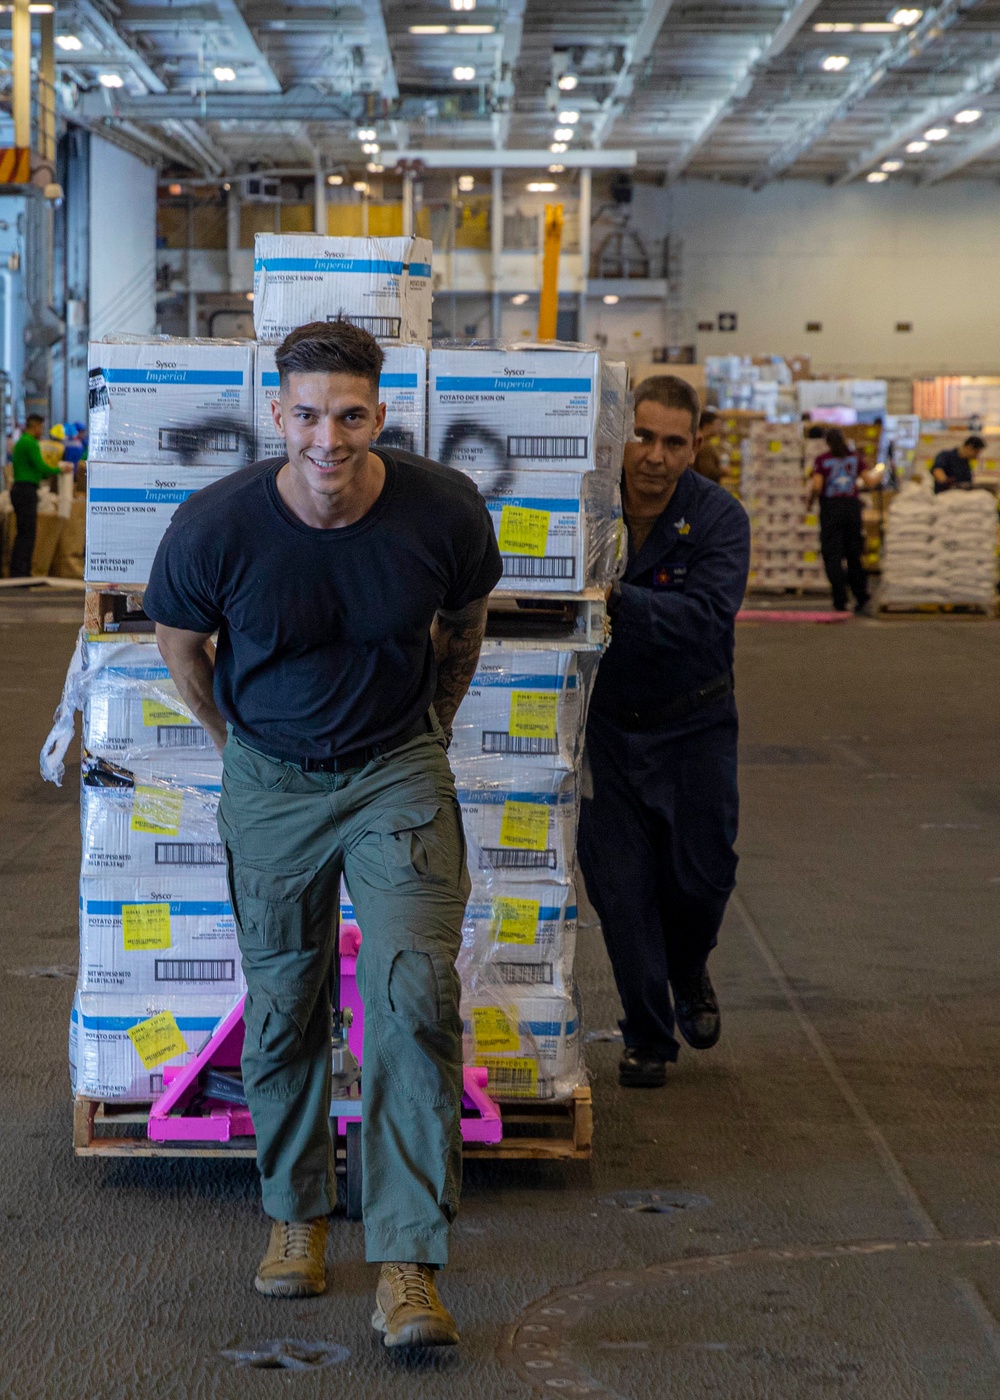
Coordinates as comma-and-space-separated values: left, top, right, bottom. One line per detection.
808, 427, 879, 613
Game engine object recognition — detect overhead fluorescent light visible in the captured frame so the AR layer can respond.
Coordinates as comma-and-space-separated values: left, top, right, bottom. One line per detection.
450, 0, 475, 9
549, 142, 568, 153
362, 142, 380, 154
822, 55, 850, 72
557, 74, 578, 91
891, 8, 923, 25
98, 72, 124, 87
602, 294, 620, 305
213, 66, 236, 81
356, 128, 376, 141
353, 180, 369, 193
457, 173, 475, 191
859, 22, 899, 31
452, 65, 476, 80
955, 109, 982, 123
548, 164, 565, 172
511, 293, 529, 305
881, 159, 903, 171
327, 173, 344, 185
557, 111, 579, 124
167, 182, 183, 195
813, 23, 856, 31
527, 180, 557, 192
905, 140, 928, 152
455, 24, 495, 33
410, 23, 450, 32
924, 127, 949, 141
866, 171, 889, 182
56, 33, 83, 50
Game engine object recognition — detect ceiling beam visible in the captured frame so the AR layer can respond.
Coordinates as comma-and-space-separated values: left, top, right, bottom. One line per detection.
360, 0, 398, 101
385, 148, 637, 168
78, 86, 360, 120
836, 49, 1000, 185
751, 0, 965, 188
591, 0, 677, 148
666, 0, 824, 183
211, 0, 282, 92
923, 116, 1000, 182
75, 0, 168, 92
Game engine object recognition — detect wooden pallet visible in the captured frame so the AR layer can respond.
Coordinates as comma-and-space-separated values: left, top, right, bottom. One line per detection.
73, 1084, 593, 1163
486, 589, 607, 649
876, 600, 997, 618
83, 585, 154, 639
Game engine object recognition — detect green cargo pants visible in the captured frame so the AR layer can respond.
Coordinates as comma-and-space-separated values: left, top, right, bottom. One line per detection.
215, 717, 470, 1266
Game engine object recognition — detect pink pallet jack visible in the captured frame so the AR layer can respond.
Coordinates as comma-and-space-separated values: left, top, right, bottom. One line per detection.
148, 923, 503, 1218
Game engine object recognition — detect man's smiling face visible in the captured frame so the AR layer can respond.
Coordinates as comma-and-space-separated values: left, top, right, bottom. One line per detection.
272, 371, 386, 501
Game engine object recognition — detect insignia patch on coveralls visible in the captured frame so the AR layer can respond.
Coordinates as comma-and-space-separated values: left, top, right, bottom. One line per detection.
673, 518, 691, 535
654, 564, 687, 589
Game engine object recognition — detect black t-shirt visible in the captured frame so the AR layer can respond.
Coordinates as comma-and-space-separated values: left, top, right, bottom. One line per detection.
931, 448, 973, 493
144, 449, 503, 758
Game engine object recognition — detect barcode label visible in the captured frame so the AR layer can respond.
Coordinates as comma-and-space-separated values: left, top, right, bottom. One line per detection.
338, 314, 402, 339
155, 842, 225, 866
483, 732, 558, 756
507, 435, 589, 460
378, 427, 415, 452
158, 427, 240, 453
157, 726, 212, 748
501, 555, 575, 580
480, 847, 557, 870
155, 958, 236, 983
495, 962, 554, 985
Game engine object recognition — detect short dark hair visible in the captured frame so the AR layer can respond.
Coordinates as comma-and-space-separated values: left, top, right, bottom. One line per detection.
275, 319, 384, 396
633, 375, 701, 436
965, 435, 986, 451
699, 407, 718, 429
26, 413, 44, 427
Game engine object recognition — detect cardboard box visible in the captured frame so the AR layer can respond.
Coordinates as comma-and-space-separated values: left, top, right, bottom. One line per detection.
460, 989, 582, 1101
85, 463, 225, 584
459, 880, 578, 994
450, 641, 597, 771
81, 776, 224, 877
428, 345, 603, 473
456, 769, 578, 885
88, 339, 254, 467
464, 468, 622, 593
253, 234, 432, 344
254, 342, 427, 461
70, 990, 238, 1101
79, 874, 240, 999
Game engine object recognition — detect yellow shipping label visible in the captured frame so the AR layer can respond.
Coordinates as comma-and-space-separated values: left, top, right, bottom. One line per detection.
475, 1055, 538, 1099
804, 513, 818, 527
122, 902, 172, 952
142, 698, 192, 727
769, 440, 783, 453
509, 691, 558, 740
499, 799, 549, 851
497, 505, 550, 558
472, 1006, 520, 1053
494, 897, 541, 945
803, 551, 818, 564
131, 786, 183, 837
126, 1010, 187, 1070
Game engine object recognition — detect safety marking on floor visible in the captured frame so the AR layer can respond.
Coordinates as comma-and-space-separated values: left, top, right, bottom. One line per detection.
503, 1238, 1000, 1398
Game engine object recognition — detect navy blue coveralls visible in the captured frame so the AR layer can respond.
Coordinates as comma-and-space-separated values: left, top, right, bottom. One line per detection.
578, 468, 751, 1062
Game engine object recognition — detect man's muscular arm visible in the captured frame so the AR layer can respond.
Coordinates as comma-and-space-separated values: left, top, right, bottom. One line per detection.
430, 595, 490, 743
154, 623, 228, 754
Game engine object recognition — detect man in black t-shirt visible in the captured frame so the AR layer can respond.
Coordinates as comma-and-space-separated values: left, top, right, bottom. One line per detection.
145, 320, 502, 1349
931, 436, 984, 493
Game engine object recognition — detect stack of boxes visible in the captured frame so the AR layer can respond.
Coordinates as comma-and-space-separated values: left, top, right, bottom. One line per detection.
881, 481, 999, 607
61, 233, 626, 1109
742, 422, 824, 592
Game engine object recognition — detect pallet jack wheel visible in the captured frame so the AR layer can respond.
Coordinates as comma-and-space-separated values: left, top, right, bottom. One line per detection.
345, 1120, 363, 1222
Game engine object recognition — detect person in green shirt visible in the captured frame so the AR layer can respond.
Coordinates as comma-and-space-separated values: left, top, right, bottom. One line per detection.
9, 414, 70, 577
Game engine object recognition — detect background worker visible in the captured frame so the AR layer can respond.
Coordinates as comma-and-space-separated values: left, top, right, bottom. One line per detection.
931, 435, 984, 493
809, 427, 879, 614
692, 407, 724, 483
9, 414, 71, 578
144, 320, 502, 1350
578, 376, 751, 1090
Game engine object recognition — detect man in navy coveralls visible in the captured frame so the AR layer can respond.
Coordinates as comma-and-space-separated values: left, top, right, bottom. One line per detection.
579, 375, 751, 1088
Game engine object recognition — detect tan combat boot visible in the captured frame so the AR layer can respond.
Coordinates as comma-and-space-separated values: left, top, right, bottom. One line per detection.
254, 1218, 328, 1298
372, 1262, 460, 1348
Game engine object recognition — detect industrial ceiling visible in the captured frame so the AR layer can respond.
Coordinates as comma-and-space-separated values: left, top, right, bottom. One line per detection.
30, 0, 1000, 183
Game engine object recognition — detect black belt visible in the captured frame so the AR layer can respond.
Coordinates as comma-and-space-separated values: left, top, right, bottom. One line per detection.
234, 713, 434, 773
592, 673, 734, 732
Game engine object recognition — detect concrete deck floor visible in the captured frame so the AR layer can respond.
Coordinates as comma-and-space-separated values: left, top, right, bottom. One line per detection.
3, 590, 1000, 1398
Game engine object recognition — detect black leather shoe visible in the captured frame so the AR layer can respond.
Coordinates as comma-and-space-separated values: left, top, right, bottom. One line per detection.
619, 1047, 667, 1088
673, 972, 721, 1049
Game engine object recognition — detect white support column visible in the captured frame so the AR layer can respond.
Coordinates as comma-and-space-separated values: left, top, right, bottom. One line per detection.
490, 166, 503, 339
402, 170, 414, 237
577, 167, 591, 343
39, 12, 55, 166
227, 183, 241, 292
13, 0, 31, 152
186, 196, 197, 338
313, 156, 326, 234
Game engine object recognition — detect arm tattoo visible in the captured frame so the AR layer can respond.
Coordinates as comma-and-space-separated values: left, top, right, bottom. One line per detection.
430, 595, 490, 735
